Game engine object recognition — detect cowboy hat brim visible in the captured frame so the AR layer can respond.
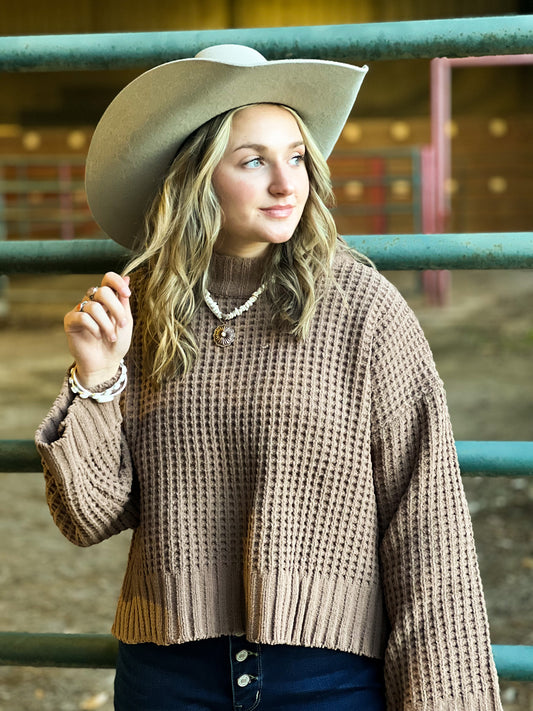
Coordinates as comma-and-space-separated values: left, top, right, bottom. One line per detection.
85, 50, 368, 248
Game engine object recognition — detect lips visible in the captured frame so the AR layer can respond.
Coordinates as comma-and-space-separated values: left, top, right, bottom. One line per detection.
261, 205, 295, 218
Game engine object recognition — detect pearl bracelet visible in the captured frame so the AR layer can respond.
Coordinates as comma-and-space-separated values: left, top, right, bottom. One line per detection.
69, 360, 127, 403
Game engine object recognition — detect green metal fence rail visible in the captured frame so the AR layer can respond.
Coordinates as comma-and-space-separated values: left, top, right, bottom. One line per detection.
0, 632, 532, 681
0, 15, 532, 70
2, 233, 533, 273
0, 632, 118, 669
1, 16, 532, 685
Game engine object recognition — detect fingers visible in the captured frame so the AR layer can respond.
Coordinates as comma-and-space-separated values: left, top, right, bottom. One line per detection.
100, 271, 131, 302
91, 287, 128, 328
66, 272, 132, 343
72, 299, 121, 343
94, 273, 132, 320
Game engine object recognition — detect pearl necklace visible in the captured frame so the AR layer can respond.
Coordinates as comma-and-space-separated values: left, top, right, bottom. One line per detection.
204, 283, 267, 347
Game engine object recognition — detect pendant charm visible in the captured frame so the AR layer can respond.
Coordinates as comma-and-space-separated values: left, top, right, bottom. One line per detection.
213, 324, 235, 347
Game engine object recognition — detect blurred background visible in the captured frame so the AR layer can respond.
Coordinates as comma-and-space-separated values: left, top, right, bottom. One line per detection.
0, 1, 532, 709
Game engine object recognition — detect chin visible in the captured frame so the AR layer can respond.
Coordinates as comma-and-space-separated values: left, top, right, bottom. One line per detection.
264, 231, 297, 246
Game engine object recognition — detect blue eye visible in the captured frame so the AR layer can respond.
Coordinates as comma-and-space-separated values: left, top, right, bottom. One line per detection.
290, 153, 305, 166
245, 158, 262, 168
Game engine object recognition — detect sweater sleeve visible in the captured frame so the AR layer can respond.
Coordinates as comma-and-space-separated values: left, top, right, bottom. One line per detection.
35, 377, 139, 547
370, 288, 502, 710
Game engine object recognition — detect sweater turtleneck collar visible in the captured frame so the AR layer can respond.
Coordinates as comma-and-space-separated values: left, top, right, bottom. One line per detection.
208, 250, 271, 298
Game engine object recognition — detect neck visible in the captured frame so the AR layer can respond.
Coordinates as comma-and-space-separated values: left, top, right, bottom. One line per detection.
208, 250, 271, 298
214, 235, 272, 260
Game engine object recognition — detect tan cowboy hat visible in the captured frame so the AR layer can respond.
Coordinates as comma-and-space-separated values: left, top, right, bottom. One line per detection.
85, 44, 368, 248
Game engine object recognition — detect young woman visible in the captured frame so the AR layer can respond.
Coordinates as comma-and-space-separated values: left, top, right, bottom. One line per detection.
35, 45, 502, 710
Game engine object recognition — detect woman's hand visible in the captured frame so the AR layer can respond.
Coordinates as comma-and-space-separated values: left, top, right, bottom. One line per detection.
64, 272, 133, 388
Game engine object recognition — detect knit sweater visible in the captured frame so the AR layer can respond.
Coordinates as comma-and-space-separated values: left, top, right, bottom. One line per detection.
36, 246, 501, 710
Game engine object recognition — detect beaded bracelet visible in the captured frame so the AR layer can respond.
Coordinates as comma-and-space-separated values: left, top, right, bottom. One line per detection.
68, 360, 127, 403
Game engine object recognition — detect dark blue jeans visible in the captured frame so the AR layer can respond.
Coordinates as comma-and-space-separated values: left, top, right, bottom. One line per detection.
114, 636, 386, 710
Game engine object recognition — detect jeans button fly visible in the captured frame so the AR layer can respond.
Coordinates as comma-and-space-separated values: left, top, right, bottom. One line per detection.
236, 650, 249, 662
237, 673, 251, 687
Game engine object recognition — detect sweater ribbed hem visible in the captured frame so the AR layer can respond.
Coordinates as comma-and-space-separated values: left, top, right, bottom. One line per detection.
399, 690, 503, 711
111, 565, 386, 658
245, 569, 386, 657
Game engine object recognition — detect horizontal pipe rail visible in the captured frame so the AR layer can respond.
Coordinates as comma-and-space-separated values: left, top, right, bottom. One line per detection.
1, 441, 43, 473
1, 233, 533, 274
0, 632, 531, 680
0, 238, 126, 274
0, 632, 117, 669
345, 233, 533, 269
492, 645, 533, 683
0, 16, 532, 72
2, 440, 533, 475
455, 441, 533, 478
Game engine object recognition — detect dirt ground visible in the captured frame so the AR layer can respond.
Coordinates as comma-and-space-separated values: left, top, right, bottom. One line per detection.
0, 268, 532, 710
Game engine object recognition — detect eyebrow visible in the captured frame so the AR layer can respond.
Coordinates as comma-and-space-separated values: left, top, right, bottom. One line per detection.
232, 140, 305, 153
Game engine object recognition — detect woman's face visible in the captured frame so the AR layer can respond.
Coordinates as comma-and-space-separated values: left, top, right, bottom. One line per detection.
212, 104, 310, 258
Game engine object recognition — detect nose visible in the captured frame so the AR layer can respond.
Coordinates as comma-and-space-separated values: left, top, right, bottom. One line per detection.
269, 163, 294, 196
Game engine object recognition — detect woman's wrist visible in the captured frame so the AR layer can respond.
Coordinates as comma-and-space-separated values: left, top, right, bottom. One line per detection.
74, 363, 123, 389
69, 361, 127, 403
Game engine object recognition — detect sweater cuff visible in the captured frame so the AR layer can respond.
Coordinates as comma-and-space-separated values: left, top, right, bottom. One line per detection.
35, 373, 122, 448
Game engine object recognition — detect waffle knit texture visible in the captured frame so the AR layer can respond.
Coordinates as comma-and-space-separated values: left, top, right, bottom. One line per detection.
36, 246, 502, 709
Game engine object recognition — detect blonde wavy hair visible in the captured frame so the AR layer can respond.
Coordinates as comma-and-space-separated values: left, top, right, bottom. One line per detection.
124, 103, 355, 383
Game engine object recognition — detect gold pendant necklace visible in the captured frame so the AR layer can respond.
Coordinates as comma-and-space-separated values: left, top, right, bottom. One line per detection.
212, 323, 236, 347
204, 283, 267, 348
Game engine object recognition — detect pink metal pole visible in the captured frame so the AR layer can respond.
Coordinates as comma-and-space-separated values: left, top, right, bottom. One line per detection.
431, 57, 451, 233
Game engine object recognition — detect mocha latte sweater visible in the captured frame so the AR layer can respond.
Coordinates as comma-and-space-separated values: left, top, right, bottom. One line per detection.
36, 246, 501, 709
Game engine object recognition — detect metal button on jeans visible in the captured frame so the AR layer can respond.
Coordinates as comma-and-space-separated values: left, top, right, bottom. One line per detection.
229, 637, 261, 709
